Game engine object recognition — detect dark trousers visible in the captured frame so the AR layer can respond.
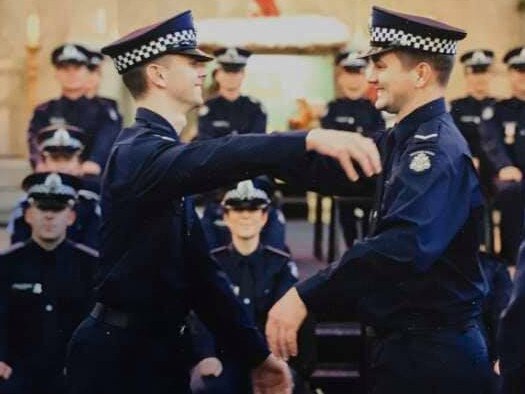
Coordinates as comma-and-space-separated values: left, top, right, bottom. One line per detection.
369, 326, 491, 394
501, 366, 525, 394
66, 316, 191, 394
0, 359, 65, 394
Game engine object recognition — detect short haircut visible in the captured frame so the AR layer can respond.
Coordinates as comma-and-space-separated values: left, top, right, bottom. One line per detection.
122, 65, 148, 99
394, 48, 455, 86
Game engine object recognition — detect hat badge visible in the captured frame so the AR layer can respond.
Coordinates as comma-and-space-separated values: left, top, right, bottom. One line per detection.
472, 51, 488, 63
44, 173, 63, 193
59, 44, 86, 62
224, 47, 239, 62
55, 128, 72, 145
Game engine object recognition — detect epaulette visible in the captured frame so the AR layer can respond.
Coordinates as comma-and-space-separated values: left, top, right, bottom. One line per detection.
263, 245, 290, 258
72, 242, 99, 258
210, 245, 229, 255
152, 134, 176, 142
0, 241, 27, 256
410, 119, 442, 144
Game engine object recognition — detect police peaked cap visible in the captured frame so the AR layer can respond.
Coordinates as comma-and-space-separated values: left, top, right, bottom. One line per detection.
37, 124, 87, 153
22, 172, 81, 204
51, 43, 91, 66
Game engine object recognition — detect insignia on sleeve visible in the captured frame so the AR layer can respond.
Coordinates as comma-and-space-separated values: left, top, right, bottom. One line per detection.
198, 105, 209, 116
481, 107, 494, 121
409, 151, 433, 173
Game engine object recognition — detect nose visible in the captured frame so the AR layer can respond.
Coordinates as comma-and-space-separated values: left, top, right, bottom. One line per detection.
366, 64, 377, 84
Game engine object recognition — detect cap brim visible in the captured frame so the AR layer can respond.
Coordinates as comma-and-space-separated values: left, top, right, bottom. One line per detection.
359, 46, 397, 59
170, 48, 214, 62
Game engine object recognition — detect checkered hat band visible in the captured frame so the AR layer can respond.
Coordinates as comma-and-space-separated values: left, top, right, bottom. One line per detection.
371, 27, 458, 55
113, 29, 197, 72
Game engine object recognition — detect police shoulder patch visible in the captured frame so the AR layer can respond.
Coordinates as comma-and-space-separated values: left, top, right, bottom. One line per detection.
408, 150, 435, 173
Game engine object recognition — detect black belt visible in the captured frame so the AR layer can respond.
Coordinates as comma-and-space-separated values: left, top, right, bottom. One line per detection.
90, 302, 133, 328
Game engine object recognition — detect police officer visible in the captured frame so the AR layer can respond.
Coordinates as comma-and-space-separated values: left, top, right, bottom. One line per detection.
190, 180, 299, 394
450, 50, 496, 188
321, 50, 385, 247
0, 172, 97, 394
267, 7, 492, 394
8, 125, 101, 250
27, 43, 120, 176
498, 235, 525, 393
480, 47, 525, 264
65, 10, 381, 394
200, 176, 287, 250
85, 49, 123, 128
196, 47, 267, 140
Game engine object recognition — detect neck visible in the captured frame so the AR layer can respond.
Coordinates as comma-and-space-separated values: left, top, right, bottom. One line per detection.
513, 91, 525, 101
396, 87, 444, 123
62, 89, 85, 100
32, 234, 65, 251
344, 91, 364, 100
232, 235, 260, 256
468, 91, 489, 100
135, 94, 189, 132
219, 88, 241, 102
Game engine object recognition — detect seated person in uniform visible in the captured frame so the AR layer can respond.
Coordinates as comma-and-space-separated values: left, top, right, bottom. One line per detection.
190, 180, 302, 394
196, 47, 267, 140
200, 176, 287, 250
7, 125, 101, 249
321, 50, 385, 247
0, 172, 98, 394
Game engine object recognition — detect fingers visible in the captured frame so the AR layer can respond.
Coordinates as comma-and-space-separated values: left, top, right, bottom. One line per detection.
285, 327, 298, 358
0, 364, 12, 380
277, 325, 289, 361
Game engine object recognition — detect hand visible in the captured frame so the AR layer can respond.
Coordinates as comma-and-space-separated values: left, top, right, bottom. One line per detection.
498, 166, 522, 182
81, 161, 102, 176
494, 359, 500, 375
266, 288, 307, 360
0, 361, 12, 380
252, 354, 293, 394
306, 128, 381, 181
194, 357, 223, 377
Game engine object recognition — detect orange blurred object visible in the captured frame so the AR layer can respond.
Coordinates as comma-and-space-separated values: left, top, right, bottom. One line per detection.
253, 0, 280, 16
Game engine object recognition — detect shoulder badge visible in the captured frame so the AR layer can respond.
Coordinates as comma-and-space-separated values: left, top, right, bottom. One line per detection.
409, 151, 434, 173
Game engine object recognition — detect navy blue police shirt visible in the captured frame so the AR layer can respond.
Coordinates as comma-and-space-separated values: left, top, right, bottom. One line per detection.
191, 244, 298, 361
321, 97, 385, 135
0, 239, 97, 364
297, 98, 487, 331
27, 96, 121, 169
95, 107, 317, 368
450, 95, 496, 161
480, 97, 525, 173
196, 95, 267, 140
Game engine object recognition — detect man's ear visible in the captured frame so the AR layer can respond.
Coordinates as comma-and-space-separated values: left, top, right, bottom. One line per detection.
145, 63, 168, 88
66, 208, 76, 226
24, 206, 34, 226
414, 62, 433, 88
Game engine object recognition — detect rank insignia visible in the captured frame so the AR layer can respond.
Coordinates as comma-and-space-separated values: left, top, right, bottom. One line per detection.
481, 107, 494, 121
409, 151, 433, 173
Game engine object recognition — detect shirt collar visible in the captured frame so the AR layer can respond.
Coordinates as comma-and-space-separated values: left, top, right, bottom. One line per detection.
135, 107, 179, 140
392, 98, 447, 145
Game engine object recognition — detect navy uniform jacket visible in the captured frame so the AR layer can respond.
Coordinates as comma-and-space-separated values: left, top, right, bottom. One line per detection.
7, 185, 101, 250
196, 95, 267, 140
0, 239, 97, 365
27, 96, 121, 169
96, 107, 373, 368
297, 98, 487, 331
478, 252, 512, 361
191, 244, 298, 361
450, 96, 497, 162
480, 97, 525, 173
498, 239, 525, 374
320, 97, 385, 135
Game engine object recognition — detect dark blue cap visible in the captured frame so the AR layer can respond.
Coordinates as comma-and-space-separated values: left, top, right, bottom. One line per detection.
101, 10, 213, 74
51, 44, 91, 66
364, 6, 466, 58
37, 124, 87, 153
214, 47, 252, 71
22, 172, 81, 205
504, 47, 525, 68
460, 49, 494, 66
